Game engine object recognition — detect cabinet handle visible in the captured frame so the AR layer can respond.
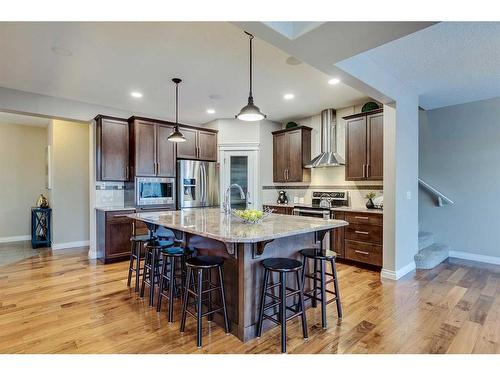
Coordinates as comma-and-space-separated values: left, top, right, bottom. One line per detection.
157, 162, 160, 175
355, 230, 370, 235
362, 164, 366, 178
354, 216, 369, 220
125, 166, 129, 180
354, 250, 370, 255
366, 164, 370, 178
286, 169, 289, 180
283, 169, 286, 181
112, 214, 129, 218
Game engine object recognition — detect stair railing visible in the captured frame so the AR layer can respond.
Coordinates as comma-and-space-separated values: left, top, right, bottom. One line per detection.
418, 178, 454, 207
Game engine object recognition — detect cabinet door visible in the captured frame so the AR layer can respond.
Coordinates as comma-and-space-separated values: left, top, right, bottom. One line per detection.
367, 113, 383, 180
198, 131, 218, 161
273, 132, 287, 182
286, 130, 303, 182
105, 213, 134, 260
98, 118, 129, 181
134, 121, 156, 176
345, 117, 367, 181
176, 127, 198, 159
156, 124, 176, 177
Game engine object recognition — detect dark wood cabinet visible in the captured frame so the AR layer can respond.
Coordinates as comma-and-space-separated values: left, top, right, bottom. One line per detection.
331, 210, 383, 267
129, 117, 177, 177
96, 210, 135, 263
176, 127, 218, 161
272, 126, 312, 183
344, 109, 383, 181
263, 204, 293, 215
95, 115, 130, 181
156, 124, 176, 177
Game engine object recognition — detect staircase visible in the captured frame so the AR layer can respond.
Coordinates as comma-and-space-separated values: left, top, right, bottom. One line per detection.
414, 231, 450, 269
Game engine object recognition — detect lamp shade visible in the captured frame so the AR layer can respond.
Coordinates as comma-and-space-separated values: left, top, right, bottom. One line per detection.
236, 101, 266, 122
167, 126, 186, 142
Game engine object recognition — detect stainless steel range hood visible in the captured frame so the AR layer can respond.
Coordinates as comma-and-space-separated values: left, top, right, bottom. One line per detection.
305, 108, 345, 168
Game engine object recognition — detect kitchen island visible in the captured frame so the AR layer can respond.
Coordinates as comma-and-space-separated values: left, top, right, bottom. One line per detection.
128, 207, 348, 342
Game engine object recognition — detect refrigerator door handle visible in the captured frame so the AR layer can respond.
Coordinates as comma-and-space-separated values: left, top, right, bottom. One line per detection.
202, 163, 208, 204
200, 163, 206, 205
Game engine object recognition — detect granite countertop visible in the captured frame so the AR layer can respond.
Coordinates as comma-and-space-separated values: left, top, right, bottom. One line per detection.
95, 206, 137, 212
128, 207, 348, 243
263, 203, 383, 215
330, 206, 383, 214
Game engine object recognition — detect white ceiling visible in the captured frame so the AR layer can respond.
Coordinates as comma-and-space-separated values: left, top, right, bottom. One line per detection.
0, 22, 369, 125
0, 111, 50, 127
353, 22, 500, 109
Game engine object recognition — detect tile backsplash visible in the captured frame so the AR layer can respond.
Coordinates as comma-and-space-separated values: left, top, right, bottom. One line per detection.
95, 182, 125, 207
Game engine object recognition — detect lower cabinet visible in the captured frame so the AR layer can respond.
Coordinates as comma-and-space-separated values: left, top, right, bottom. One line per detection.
331, 211, 383, 267
96, 210, 135, 263
263, 204, 294, 215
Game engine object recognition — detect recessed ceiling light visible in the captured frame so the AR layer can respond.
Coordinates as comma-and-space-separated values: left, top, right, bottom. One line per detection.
206, 109, 216, 114
130, 91, 143, 98
209, 94, 222, 100
51, 46, 73, 57
328, 78, 341, 85
283, 93, 295, 100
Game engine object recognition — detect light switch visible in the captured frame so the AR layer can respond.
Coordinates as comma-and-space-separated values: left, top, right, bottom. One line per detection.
406, 191, 412, 200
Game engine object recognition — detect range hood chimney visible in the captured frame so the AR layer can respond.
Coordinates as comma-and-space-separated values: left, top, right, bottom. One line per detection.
305, 108, 345, 168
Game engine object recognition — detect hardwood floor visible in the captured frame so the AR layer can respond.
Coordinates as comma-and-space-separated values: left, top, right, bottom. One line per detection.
0, 247, 499, 354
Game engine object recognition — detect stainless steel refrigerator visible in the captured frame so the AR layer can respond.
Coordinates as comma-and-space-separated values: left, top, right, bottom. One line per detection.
177, 160, 219, 209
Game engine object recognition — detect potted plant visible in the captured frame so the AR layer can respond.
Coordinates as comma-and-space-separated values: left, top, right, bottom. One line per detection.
365, 192, 376, 209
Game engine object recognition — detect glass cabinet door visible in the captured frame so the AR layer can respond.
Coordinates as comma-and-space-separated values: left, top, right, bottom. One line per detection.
229, 155, 248, 210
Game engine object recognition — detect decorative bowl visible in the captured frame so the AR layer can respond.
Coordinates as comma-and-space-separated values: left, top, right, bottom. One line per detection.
231, 208, 273, 224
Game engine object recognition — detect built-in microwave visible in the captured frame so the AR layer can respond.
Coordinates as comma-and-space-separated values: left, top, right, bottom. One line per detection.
135, 177, 175, 207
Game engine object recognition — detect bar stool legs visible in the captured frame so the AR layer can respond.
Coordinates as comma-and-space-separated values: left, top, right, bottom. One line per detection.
300, 248, 343, 329
256, 258, 307, 353
180, 256, 230, 348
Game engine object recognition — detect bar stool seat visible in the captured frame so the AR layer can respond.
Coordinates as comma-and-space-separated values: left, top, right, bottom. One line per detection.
257, 257, 308, 353
161, 246, 186, 256
261, 257, 302, 272
300, 248, 337, 260
185, 255, 224, 268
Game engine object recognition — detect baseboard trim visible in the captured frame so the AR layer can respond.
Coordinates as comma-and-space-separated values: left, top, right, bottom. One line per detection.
381, 261, 416, 280
0, 235, 30, 243
52, 240, 90, 250
449, 251, 500, 265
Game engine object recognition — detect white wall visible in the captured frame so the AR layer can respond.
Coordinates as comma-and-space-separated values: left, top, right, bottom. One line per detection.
0, 123, 47, 241
419, 97, 500, 261
49, 119, 90, 248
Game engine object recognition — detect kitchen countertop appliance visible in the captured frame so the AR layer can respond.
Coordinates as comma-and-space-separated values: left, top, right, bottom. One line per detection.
276, 190, 288, 204
178, 160, 219, 209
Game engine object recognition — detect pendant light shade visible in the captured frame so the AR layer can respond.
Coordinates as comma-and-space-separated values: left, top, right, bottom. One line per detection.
236, 31, 266, 122
167, 78, 186, 143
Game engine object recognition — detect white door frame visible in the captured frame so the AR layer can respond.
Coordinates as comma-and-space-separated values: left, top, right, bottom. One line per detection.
219, 143, 260, 210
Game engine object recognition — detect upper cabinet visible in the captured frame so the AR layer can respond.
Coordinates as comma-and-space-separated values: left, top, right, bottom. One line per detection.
272, 126, 312, 183
344, 109, 383, 181
129, 117, 176, 177
176, 127, 218, 162
95, 115, 130, 181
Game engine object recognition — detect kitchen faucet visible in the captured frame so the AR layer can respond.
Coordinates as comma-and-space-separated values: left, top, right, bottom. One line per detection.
223, 183, 246, 213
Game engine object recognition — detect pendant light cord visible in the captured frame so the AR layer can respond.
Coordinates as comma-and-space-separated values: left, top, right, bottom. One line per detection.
175, 81, 179, 125
245, 31, 254, 102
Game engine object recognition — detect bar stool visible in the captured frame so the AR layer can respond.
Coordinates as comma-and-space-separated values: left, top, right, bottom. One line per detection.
180, 255, 230, 348
156, 246, 192, 322
140, 240, 173, 306
256, 258, 308, 353
127, 234, 151, 292
300, 248, 342, 329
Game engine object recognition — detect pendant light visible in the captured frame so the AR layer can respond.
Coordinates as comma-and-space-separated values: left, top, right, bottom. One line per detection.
235, 31, 266, 122
167, 78, 186, 142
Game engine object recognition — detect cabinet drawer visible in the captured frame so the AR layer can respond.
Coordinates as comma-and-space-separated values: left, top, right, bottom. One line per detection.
344, 212, 382, 226
105, 210, 135, 223
345, 223, 382, 245
345, 240, 382, 266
